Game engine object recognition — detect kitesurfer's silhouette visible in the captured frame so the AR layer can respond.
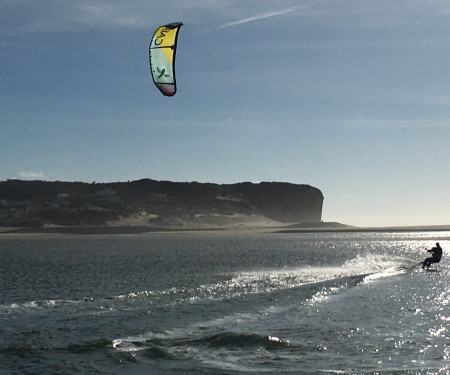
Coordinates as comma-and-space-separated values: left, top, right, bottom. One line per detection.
422, 242, 443, 269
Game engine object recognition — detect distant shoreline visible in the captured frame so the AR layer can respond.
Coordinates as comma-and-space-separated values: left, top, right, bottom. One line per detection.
276, 226, 450, 234
1, 223, 450, 236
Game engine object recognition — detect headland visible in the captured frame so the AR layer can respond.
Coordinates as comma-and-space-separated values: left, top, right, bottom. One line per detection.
0, 178, 324, 234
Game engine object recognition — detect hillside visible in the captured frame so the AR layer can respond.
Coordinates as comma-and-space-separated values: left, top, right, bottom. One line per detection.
0, 179, 324, 230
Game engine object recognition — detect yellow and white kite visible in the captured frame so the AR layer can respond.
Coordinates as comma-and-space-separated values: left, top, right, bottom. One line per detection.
149, 22, 183, 96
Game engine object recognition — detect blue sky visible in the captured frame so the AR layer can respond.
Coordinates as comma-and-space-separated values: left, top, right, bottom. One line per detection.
1, 0, 450, 227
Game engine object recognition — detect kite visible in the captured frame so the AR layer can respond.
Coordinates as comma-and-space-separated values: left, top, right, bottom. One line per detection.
149, 22, 183, 96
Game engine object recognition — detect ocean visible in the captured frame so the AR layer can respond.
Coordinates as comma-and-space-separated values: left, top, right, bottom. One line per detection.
0, 231, 449, 374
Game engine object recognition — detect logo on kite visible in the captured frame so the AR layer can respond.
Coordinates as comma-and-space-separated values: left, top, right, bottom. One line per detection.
157, 68, 169, 79
149, 22, 183, 97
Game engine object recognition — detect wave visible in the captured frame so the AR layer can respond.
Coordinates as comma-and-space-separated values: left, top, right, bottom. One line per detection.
113, 254, 415, 305
1, 254, 417, 317
112, 329, 288, 354
206, 253, 416, 301
192, 332, 289, 349
0, 298, 78, 312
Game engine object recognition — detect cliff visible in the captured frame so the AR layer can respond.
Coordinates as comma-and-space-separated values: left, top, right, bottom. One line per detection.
0, 179, 323, 229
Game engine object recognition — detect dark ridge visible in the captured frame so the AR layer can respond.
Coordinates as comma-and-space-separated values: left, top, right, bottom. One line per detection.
0, 179, 323, 229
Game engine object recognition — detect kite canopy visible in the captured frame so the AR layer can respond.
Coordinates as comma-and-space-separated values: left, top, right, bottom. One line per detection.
149, 22, 183, 96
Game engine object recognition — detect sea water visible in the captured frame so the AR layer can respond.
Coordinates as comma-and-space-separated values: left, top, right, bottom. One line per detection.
0, 231, 449, 374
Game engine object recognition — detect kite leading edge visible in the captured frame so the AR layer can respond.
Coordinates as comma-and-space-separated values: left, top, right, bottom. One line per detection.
149, 22, 183, 96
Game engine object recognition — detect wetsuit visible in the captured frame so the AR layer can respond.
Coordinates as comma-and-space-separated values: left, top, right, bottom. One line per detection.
422, 244, 442, 269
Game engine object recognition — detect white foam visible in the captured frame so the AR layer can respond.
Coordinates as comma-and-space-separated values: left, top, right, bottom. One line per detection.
110, 254, 411, 311
363, 265, 410, 283
1, 299, 60, 311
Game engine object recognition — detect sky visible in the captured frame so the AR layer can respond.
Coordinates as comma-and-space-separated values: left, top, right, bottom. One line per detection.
1, 0, 450, 227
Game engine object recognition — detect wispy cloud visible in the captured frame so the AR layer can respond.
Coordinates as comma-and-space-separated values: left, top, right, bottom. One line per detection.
2, 0, 450, 36
346, 118, 450, 129
0, 0, 160, 34
19, 171, 46, 180
0, 0, 323, 35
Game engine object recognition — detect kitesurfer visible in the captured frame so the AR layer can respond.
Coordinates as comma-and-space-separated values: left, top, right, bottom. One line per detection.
422, 242, 443, 269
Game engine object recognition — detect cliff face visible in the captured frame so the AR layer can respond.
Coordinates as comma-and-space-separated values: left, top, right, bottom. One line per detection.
230, 182, 323, 223
0, 179, 323, 228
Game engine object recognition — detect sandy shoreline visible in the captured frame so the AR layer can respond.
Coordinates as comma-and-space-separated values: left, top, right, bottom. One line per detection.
277, 224, 450, 233
1, 223, 450, 236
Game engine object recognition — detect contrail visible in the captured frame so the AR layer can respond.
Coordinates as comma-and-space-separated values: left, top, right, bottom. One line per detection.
219, 1, 322, 29
219, 6, 300, 28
